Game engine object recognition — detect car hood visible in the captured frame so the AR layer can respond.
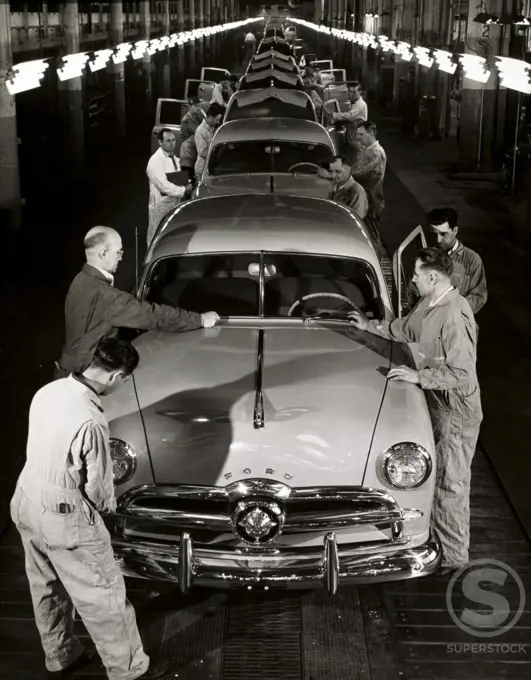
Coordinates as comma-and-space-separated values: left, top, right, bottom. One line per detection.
199, 174, 332, 198
124, 325, 392, 487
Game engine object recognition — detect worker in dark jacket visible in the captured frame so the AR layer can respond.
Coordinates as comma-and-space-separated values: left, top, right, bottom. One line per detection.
427, 207, 487, 314
328, 156, 369, 218
55, 226, 219, 378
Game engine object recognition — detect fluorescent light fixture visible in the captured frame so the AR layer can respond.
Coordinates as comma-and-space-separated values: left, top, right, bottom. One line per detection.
496, 56, 531, 93
378, 36, 394, 52
89, 49, 112, 72
434, 49, 457, 74
112, 43, 132, 64
459, 54, 491, 83
57, 52, 89, 81
414, 46, 434, 68
147, 38, 161, 55
131, 41, 149, 59
396, 41, 413, 61
5, 59, 49, 95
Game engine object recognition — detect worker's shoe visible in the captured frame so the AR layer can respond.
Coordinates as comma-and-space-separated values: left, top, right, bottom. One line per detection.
45, 647, 99, 677
139, 658, 170, 679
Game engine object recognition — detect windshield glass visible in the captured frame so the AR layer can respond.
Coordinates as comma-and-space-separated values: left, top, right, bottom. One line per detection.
144, 253, 383, 319
208, 141, 333, 175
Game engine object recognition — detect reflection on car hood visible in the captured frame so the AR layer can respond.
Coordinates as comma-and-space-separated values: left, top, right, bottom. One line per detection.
111, 325, 394, 488
201, 174, 332, 198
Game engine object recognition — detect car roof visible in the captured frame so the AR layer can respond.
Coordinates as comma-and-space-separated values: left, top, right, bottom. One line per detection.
211, 118, 332, 145
241, 69, 301, 84
150, 194, 378, 265
228, 88, 311, 107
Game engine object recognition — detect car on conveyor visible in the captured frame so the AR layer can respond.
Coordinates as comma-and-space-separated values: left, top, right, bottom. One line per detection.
103, 193, 440, 595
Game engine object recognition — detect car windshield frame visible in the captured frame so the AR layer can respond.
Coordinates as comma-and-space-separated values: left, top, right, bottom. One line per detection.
141, 251, 385, 321
206, 140, 334, 176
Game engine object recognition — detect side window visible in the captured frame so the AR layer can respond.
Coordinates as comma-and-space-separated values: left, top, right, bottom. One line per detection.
392, 226, 427, 317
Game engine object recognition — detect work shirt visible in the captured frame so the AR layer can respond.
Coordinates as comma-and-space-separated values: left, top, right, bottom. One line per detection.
447, 241, 487, 314
351, 140, 387, 218
330, 176, 369, 218
194, 119, 217, 177
59, 264, 202, 373
307, 88, 323, 118
210, 83, 232, 108
180, 110, 204, 167
16, 374, 116, 514
146, 147, 186, 206
332, 97, 368, 124
180, 110, 204, 144
367, 288, 479, 398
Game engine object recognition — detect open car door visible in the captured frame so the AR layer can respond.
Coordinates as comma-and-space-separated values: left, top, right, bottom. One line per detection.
200, 67, 231, 83
392, 225, 428, 317
320, 70, 348, 100
184, 78, 216, 108
151, 98, 188, 154
300, 53, 317, 68
311, 59, 334, 73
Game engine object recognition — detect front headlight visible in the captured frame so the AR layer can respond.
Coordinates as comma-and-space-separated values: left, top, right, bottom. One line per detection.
110, 439, 137, 485
381, 442, 432, 489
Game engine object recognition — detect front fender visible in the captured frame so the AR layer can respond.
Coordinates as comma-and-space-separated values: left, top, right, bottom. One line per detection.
102, 378, 154, 496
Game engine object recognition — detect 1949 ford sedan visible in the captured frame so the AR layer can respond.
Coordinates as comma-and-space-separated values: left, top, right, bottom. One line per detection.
104, 194, 441, 594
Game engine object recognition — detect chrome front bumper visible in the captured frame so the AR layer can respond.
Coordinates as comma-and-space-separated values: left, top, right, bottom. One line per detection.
112, 531, 442, 595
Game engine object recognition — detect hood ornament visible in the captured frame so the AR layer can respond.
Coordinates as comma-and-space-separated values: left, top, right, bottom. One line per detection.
231, 499, 285, 545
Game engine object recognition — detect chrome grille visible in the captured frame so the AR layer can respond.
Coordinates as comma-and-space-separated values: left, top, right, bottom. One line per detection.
115, 480, 408, 537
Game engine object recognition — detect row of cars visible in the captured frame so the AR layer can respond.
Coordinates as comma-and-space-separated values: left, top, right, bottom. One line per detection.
106, 20, 439, 595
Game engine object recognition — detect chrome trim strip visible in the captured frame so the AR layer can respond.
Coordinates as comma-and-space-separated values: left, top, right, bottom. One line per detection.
226, 479, 292, 501
113, 508, 232, 531
286, 509, 403, 530
258, 251, 264, 317
323, 533, 339, 595
179, 532, 193, 594
253, 329, 265, 430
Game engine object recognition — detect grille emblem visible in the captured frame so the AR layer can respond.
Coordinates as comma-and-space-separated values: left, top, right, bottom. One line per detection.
232, 499, 285, 545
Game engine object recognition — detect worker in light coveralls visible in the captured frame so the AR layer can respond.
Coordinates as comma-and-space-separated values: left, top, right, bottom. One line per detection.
10, 338, 168, 679
348, 248, 482, 574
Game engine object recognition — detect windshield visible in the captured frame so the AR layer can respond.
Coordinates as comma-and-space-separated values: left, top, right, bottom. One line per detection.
208, 141, 333, 176
144, 252, 384, 319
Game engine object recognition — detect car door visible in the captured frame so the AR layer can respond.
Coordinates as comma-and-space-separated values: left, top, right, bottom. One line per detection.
151, 98, 188, 154
184, 78, 217, 106
321, 100, 344, 154
392, 225, 428, 318
320, 70, 348, 101
200, 67, 231, 83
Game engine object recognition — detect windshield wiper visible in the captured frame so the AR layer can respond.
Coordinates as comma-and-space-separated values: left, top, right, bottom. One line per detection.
303, 311, 353, 323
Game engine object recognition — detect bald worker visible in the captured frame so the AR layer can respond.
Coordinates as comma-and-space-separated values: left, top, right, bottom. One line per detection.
55, 227, 220, 378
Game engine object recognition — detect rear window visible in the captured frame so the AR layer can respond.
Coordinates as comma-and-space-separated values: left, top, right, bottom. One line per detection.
225, 99, 316, 122
208, 141, 333, 176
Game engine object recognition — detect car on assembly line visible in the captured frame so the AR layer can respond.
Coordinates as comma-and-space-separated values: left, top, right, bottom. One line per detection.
103, 193, 440, 594
193, 118, 338, 198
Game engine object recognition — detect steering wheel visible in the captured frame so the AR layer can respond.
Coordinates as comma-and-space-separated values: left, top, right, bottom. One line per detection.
288, 292, 361, 317
288, 162, 321, 174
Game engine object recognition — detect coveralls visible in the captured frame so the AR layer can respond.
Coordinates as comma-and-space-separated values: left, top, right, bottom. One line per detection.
146, 146, 186, 246
194, 119, 217, 178
365, 288, 483, 566
447, 240, 488, 314
57, 264, 202, 375
350, 140, 387, 220
10, 374, 150, 679
329, 176, 369, 218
